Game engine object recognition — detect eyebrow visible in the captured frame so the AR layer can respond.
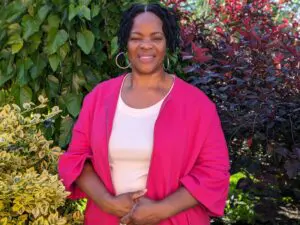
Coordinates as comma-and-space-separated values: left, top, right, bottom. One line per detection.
130, 31, 164, 35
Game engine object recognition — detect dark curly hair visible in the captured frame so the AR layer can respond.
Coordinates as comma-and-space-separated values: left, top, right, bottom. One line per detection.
117, 3, 180, 54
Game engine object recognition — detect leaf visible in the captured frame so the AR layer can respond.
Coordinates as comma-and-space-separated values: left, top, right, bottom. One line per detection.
20, 85, 33, 106
91, 3, 100, 18
58, 43, 70, 61
191, 42, 212, 63
0, 68, 14, 87
7, 23, 22, 35
49, 54, 60, 72
3, 1, 27, 23
27, 32, 42, 53
59, 116, 74, 147
72, 71, 86, 93
78, 5, 91, 21
16, 58, 33, 85
76, 29, 94, 54
79, 0, 92, 5
110, 36, 118, 57
47, 14, 60, 29
37, 5, 52, 22
30, 54, 47, 79
7, 33, 23, 54
64, 93, 83, 117
45, 29, 69, 55
68, 4, 78, 21
21, 14, 40, 40
47, 75, 59, 98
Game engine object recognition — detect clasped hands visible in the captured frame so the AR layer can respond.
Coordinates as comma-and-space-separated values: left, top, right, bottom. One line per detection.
104, 189, 167, 225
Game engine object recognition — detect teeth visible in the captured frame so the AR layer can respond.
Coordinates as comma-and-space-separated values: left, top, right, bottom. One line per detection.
140, 56, 153, 58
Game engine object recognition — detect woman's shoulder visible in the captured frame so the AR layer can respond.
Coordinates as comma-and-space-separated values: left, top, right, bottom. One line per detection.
174, 76, 215, 109
81, 74, 124, 108
85, 75, 124, 98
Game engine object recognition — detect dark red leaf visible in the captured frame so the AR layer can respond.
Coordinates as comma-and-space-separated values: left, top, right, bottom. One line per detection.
247, 137, 253, 148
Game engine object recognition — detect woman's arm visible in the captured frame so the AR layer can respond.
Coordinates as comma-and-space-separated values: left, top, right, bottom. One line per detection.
157, 187, 198, 218
76, 161, 146, 217
76, 162, 113, 212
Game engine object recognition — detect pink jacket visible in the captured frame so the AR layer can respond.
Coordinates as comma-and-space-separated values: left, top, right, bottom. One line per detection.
58, 74, 230, 225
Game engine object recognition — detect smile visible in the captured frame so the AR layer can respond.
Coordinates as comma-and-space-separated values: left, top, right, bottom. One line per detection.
139, 56, 155, 63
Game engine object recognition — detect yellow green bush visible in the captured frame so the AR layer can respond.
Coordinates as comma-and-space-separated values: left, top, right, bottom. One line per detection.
0, 97, 83, 224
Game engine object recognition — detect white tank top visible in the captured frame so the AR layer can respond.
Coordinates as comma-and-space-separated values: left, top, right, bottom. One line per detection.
108, 76, 173, 195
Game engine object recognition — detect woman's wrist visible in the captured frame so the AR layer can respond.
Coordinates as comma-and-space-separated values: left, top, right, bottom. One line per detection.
155, 199, 175, 220
95, 192, 115, 213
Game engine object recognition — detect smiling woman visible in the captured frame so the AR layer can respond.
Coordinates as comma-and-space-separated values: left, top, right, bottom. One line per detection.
58, 3, 230, 225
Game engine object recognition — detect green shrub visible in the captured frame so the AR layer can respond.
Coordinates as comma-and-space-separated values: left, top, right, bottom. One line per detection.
0, 98, 83, 224
223, 172, 256, 224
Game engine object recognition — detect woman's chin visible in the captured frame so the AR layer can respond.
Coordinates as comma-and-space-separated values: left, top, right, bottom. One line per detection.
133, 65, 163, 75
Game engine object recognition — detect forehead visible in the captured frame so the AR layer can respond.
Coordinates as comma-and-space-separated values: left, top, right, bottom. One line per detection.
131, 12, 163, 34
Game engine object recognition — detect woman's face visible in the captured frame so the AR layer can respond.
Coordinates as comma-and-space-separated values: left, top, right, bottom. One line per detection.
127, 12, 166, 75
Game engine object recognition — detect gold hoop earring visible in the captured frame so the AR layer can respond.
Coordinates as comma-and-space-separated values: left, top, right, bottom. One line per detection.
163, 57, 170, 71
115, 52, 131, 69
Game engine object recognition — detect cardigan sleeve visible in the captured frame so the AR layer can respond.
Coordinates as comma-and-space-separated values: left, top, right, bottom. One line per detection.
180, 104, 230, 217
58, 93, 94, 199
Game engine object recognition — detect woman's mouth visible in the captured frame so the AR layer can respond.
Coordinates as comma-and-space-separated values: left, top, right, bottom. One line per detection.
139, 55, 155, 63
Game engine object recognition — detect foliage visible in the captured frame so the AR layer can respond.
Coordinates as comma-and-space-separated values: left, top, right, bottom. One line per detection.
0, 99, 83, 224
223, 172, 256, 224
0, 0, 160, 148
169, 0, 300, 223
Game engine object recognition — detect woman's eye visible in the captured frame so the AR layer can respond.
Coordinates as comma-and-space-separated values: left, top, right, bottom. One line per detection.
130, 37, 141, 41
153, 37, 163, 41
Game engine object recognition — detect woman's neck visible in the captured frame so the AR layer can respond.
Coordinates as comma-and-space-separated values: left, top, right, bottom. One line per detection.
128, 70, 169, 90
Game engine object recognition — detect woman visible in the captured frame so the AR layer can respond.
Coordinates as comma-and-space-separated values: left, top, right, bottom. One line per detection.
58, 3, 230, 225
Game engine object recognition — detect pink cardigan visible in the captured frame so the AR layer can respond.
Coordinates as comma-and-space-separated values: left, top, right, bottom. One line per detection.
58, 74, 230, 225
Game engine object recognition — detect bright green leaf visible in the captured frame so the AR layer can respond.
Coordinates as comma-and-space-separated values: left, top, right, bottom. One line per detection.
76, 29, 94, 54
64, 93, 83, 117
47, 14, 60, 28
78, 5, 91, 21
38, 5, 52, 22
46, 29, 69, 55
21, 14, 40, 40
7, 33, 23, 54
49, 54, 60, 72
11, 42, 24, 54
91, 4, 100, 18
68, 4, 78, 21
110, 36, 118, 57
59, 115, 74, 147
7, 23, 21, 35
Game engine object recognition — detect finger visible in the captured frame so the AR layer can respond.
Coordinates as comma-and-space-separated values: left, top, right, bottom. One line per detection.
131, 189, 147, 200
120, 213, 132, 224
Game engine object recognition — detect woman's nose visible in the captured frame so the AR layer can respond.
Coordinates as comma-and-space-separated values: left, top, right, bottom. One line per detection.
140, 40, 153, 49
